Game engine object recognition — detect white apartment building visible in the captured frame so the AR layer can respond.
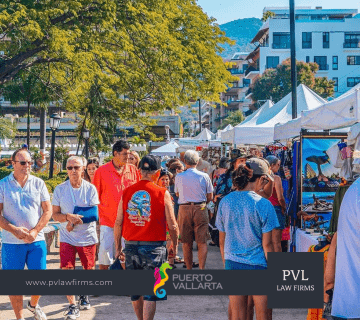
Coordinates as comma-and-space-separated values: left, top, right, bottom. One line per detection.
249, 6, 360, 96
210, 52, 257, 131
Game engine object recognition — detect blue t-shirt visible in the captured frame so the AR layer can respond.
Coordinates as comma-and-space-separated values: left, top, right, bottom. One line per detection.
215, 191, 279, 267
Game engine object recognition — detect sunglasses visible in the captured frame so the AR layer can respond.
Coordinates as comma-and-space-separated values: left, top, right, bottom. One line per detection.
67, 166, 82, 171
14, 161, 33, 166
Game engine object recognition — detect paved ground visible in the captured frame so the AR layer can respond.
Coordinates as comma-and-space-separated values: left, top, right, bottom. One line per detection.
0, 242, 308, 320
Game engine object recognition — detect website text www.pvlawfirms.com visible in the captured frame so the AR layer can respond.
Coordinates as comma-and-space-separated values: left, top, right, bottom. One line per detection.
25, 279, 113, 287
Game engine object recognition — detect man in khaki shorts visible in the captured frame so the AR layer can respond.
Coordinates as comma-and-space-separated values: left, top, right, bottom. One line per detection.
175, 150, 213, 270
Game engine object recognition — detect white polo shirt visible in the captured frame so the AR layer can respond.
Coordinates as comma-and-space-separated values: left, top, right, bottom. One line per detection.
0, 172, 50, 244
174, 168, 213, 204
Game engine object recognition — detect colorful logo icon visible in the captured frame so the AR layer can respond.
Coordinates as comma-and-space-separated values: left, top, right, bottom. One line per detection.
153, 262, 173, 298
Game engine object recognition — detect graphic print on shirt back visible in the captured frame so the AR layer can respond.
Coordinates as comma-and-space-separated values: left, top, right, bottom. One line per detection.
126, 190, 151, 226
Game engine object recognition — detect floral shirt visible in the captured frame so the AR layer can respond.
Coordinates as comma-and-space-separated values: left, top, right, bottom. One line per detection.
215, 173, 233, 197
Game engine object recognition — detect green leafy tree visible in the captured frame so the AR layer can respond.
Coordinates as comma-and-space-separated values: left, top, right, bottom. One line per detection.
2, 66, 58, 147
219, 110, 245, 129
0, 0, 234, 121
262, 11, 276, 21
0, 117, 16, 140
252, 58, 334, 103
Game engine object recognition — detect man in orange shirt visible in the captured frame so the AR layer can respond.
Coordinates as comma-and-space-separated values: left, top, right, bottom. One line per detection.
93, 140, 140, 270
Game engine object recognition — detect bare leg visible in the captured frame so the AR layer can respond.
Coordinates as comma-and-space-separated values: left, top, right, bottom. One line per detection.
99, 264, 109, 270
247, 296, 254, 320
67, 295, 76, 305
143, 301, 156, 320
182, 242, 193, 270
229, 295, 247, 320
252, 295, 268, 320
9, 296, 23, 320
29, 295, 41, 307
132, 297, 144, 320
197, 242, 208, 269
272, 229, 282, 253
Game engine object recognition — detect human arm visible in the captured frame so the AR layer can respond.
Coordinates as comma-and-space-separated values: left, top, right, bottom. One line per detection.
324, 232, 337, 301
52, 205, 83, 225
23, 200, 52, 243
205, 174, 214, 203
274, 175, 286, 213
257, 175, 274, 199
114, 199, 125, 261
219, 231, 226, 266
164, 191, 179, 255
262, 231, 274, 260
0, 203, 30, 240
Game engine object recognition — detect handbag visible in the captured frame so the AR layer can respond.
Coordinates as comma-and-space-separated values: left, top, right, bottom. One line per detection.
69, 181, 99, 224
109, 258, 124, 270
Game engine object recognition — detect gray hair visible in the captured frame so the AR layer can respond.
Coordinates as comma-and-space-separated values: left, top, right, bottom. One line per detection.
266, 155, 280, 166
81, 156, 87, 167
66, 156, 83, 166
184, 150, 200, 165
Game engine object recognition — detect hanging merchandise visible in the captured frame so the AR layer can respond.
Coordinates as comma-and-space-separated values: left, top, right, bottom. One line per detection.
352, 136, 360, 173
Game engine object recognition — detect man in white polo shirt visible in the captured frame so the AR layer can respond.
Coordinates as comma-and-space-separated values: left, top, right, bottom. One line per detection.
175, 150, 213, 270
0, 149, 52, 320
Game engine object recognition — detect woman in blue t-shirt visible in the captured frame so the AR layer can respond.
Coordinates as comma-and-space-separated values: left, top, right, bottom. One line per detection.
216, 158, 279, 320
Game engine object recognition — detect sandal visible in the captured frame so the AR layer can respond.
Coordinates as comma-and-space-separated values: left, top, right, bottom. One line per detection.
183, 262, 199, 268
174, 256, 185, 264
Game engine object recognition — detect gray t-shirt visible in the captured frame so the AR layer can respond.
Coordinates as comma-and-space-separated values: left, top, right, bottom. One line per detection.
216, 191, 279, 267
0, 173, 50, 244
52, 179, 100, 247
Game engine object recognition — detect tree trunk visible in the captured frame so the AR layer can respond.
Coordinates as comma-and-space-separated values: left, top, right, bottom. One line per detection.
27, 102, 31, 148
40, 108, 46, 153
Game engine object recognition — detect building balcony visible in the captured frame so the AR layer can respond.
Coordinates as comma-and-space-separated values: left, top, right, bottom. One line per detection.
343, 40, 360, 48
227, 69, 245, 75
272, 43, 290, 49
227, 99, 241, 105
317, 64, 329, 71
245, 67, 260, 79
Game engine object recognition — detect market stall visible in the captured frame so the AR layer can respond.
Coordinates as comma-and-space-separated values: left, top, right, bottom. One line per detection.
222, 84, 326, 145
151, 141, 179, 157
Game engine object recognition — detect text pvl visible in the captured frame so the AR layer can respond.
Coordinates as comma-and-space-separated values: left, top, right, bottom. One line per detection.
282, 270, 309, 281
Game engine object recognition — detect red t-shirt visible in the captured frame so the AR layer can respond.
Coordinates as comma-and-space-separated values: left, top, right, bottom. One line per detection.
93, 161, 140, 228
122, 180, 167, 241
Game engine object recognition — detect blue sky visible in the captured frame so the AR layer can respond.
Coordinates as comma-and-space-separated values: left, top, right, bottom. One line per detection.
197, 0, 360, 25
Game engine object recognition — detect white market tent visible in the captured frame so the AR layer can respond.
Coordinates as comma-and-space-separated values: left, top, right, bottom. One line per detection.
274, 83, 360, 140
194, 128, 216, 141
216, 124, 233, 140
151, 141, 179, 157
222, 84, 326, 145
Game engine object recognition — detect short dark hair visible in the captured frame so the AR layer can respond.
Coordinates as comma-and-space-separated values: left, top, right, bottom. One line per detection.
12, 149, 31, 161
112, 140, 130, 156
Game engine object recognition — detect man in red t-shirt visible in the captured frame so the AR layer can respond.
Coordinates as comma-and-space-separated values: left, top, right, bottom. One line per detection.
114, 155, 179, 320
93, 140, 140, 270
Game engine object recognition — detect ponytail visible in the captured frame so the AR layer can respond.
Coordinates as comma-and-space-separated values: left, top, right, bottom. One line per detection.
232, 165, 253, 190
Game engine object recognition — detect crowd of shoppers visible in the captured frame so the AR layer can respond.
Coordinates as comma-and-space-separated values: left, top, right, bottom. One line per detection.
4, 140, 341, 320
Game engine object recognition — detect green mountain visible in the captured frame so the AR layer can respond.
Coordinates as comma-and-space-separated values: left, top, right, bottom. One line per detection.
219, 18, 263, 59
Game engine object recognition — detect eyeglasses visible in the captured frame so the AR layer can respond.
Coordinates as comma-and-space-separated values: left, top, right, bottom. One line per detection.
14, 161, 33, 166
67, 166, 82, 171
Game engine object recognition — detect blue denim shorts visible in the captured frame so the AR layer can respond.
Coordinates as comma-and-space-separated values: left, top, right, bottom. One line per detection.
123, 244, 167, 302
274, 206, 286, 230
225, 259, 267, 270
2, 241, 47, 270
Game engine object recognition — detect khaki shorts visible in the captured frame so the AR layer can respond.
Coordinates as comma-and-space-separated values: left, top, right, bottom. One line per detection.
178, 203, 210, 244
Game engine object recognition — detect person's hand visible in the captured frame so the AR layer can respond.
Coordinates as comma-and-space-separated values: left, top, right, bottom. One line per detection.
66, 213, 83, 225
13, 227, 30, 240
66, 221, 75, 232
23, 229, 38, 243
116, 249, 125, 262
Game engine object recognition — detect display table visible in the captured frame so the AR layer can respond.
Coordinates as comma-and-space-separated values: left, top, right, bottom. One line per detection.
295, 229, 320, 252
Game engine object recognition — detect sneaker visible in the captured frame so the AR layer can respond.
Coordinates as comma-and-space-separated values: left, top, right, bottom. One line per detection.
78, 295, 91, 310
63, 304, 80, 320
27, 302, 47, 320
